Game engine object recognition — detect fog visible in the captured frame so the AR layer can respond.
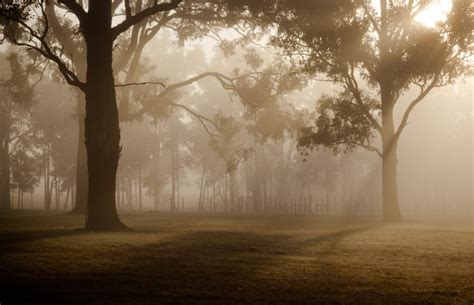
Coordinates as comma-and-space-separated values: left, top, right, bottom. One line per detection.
2, 28, 471, 220
1, 1, 474, 304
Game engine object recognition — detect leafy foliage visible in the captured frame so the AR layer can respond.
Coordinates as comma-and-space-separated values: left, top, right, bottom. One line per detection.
284, 0, 473, 155
298, 92, 379, 155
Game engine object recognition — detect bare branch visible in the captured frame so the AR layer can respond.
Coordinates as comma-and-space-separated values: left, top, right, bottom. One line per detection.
112, 0, 183, 38
124, 72, 234, 121
0, 6, 85, 90
115, 81, 167, 89
394, 72, 442, 142
57, 0, 87, 25
124, 0, 132, 18
170, 102, 220, 137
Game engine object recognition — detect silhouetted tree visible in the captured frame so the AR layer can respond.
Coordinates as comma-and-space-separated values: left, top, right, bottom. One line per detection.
10, 149, 41, 209
0, 52, 37, 211
1, 0, 189, 229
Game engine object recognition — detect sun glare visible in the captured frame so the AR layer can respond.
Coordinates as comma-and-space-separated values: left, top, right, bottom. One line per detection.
414, 0, 452, 28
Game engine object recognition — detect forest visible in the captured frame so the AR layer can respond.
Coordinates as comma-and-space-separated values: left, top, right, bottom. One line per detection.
0, 0, 472, 304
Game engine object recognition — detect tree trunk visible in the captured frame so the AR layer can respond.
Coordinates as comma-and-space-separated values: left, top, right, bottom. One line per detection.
229, 170, 236, 214
198, 164, 205, 212
55, 178, 60, 210
170, 145, 176, 212
176, 152, 180, 213
116, 173, 121, 208
0, 115, 11, 211
83, 1, 125, 230
17, 188, 21, 210
71, 103, 88, 214
63, 186, 71, 210
379, 0, 401, 222
138, 167, 142, 211
152, 136, 161, 211
381, 90, 402, 221
44, 145, 52, 211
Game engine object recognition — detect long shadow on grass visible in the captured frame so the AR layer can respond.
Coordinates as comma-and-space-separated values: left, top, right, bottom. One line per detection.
0, 228, 84, 245
0, 225, 378, 304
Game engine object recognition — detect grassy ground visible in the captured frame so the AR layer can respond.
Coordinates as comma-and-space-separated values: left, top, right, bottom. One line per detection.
0, 212, 473, 305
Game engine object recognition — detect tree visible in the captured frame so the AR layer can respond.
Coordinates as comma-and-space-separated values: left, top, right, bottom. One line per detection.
31, 80, 78, 211
273, 0, 473, 220
2, 0, 271, 220
1, 0, 188, 229
10, 149, 41, 209
0, 51, 37, 211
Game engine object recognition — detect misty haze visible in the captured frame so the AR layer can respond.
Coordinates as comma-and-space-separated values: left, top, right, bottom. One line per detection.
0, 0, 472, 304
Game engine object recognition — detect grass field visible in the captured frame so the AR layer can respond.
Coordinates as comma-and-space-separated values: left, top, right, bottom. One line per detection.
0, 212, 473, 304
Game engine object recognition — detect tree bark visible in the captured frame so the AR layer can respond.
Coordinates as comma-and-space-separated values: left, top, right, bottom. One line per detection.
198, 164, 205, 212
83, 0, 125, 230
63, 186, 71, 210
379, 0, 401, 222
229, 170, 236, 213
70, 101, 88, 214
381, 89, 402, 221
138, 167, 142, 211
44, 144, 52, 211
170, 145, 176, 212
0, 113, 11, 211
152, 135, 162, 211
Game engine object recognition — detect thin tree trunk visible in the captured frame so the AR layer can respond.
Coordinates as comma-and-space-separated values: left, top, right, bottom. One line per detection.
198, 164, 205, 212
138, 167, 142, 211
71, 104, 88, 214
152, 138, 161, 211
44, 144, 51, 211
0, 115, 11, 210
176, 152, 180, 213
170, 146, 176, 212
127, 179, 132, 208
63, 186, 71, 210
71, 186, 75, 209
17, 187, 21, 210
229, 170, 236, 214
55, 178, 60, 210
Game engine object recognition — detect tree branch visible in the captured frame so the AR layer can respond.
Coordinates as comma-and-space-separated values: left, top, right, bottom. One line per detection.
111, 0, 183, 38
170, 102, 220, 137
57, 0, 87, 25
0, 5, 85, 90
344, 67, 383, 134
394, 72, 442, 143
115, 81, 167, 89
124, 71, 234, 121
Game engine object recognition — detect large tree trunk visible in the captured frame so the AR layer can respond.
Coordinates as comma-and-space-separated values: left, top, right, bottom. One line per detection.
382, 140, 401, 221
83, 1, 125, 230
71, 99, 88, 214
381, 92, 402, 221
0, 114, 11, 211
379, 0, 401, 222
